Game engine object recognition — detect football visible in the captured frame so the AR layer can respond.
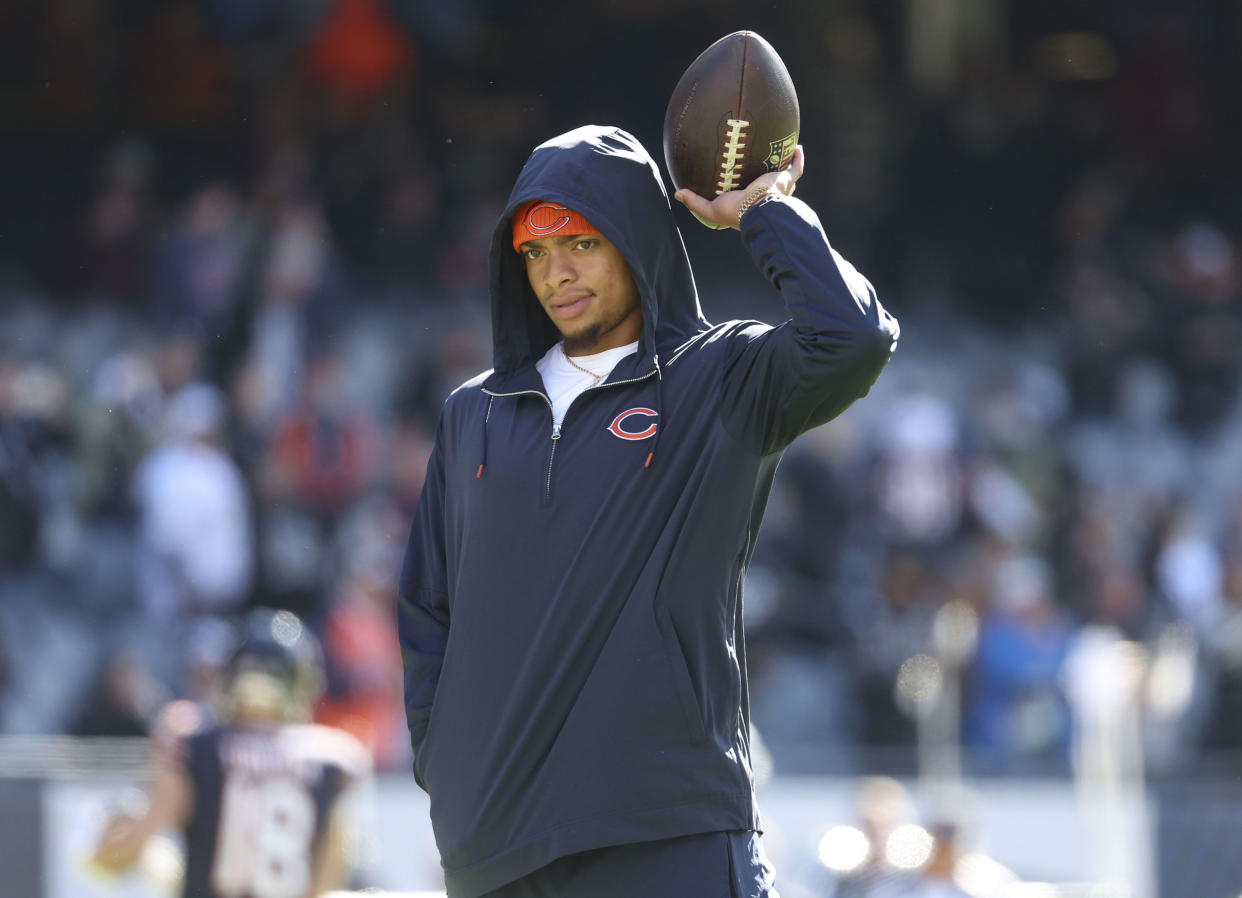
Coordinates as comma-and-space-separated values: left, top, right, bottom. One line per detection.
662, 31, 800, 208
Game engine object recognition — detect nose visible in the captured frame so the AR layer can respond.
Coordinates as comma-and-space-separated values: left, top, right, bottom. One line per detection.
543, 248, 577, 290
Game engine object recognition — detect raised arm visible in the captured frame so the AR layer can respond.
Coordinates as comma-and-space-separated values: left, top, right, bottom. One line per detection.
92, 706, 195, 871
676, 147, 899, 454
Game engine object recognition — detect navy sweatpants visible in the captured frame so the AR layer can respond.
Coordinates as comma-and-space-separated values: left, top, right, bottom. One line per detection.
479, 830, 779, 898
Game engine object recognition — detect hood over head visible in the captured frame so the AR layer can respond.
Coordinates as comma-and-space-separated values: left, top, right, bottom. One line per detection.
486, 126, 707, 381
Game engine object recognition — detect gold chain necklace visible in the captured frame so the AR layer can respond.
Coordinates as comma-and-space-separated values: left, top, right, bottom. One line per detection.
563, 346, 604, 386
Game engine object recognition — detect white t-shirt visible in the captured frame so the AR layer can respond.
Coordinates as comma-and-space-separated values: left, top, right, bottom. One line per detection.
133, 440, 253, 616
535, 340, 640, 427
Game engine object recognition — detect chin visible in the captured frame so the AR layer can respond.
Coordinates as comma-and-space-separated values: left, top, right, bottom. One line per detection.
562, 324, 604, 353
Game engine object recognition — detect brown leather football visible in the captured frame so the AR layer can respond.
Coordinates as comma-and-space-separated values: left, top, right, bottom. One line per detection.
663, 31, 800, 205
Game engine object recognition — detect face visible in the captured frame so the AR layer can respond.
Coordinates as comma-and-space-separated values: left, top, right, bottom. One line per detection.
520, 232, 643, 355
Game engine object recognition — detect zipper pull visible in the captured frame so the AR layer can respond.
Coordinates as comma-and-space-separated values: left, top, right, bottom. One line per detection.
551, 423, 561, 440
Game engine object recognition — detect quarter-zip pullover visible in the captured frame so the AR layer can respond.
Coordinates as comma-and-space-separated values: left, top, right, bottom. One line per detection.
398, 125, 899, 898
537, 341, 641, 426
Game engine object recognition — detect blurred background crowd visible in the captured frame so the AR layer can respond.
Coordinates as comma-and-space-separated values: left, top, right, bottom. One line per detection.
3, 0, 1242, 811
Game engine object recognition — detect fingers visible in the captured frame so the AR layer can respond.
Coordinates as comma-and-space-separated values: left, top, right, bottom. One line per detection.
675, 187, 738, 229
674, 148, 806, 228
777, 146, 804, 196
791, 145, 805, 182
674, 188, 711, 217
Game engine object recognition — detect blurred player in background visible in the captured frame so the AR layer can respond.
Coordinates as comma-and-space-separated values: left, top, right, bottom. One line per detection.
398, 125, 898, 897
93, 608, 372, 898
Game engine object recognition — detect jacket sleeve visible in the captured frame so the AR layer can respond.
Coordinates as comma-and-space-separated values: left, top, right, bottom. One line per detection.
719, 194, 899, 455
397, 425, 450, 790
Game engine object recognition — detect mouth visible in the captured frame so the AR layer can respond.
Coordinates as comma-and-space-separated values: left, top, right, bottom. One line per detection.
548, 293, 592, 320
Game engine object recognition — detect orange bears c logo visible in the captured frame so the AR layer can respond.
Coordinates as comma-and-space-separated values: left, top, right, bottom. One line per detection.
608, 407, 659, 441
524, 202, 572, 236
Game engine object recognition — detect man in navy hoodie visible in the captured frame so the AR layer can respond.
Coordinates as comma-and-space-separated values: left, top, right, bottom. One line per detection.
398, 125, 899, 898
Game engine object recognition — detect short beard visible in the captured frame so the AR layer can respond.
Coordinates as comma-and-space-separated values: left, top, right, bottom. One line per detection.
561, 322, 606, 355
560, 303, 640, 355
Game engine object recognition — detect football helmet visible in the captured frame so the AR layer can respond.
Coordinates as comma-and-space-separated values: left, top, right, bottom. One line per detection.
222, 608, 324, 722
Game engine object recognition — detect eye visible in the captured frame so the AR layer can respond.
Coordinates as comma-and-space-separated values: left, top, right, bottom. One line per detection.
523, 247, 543, 261
573, 238, 598, 251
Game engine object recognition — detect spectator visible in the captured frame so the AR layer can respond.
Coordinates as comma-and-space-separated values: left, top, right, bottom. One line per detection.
965, 554, 1074, 768
132, 383, 253, 686
817, 776, 916, 898
148, 182, 255, 377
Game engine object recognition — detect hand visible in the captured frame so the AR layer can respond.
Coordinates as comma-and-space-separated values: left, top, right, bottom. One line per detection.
674, 145, 805, 230
92, 809, 147, 870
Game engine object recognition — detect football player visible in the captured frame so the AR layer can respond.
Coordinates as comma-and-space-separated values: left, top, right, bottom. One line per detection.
93, 608, 372, 898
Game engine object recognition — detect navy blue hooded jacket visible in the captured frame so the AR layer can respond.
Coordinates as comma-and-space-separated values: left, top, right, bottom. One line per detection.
398, 126, 899, 897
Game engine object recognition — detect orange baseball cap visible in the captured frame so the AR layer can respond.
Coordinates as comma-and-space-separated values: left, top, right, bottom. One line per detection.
512, 200, 600, 252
